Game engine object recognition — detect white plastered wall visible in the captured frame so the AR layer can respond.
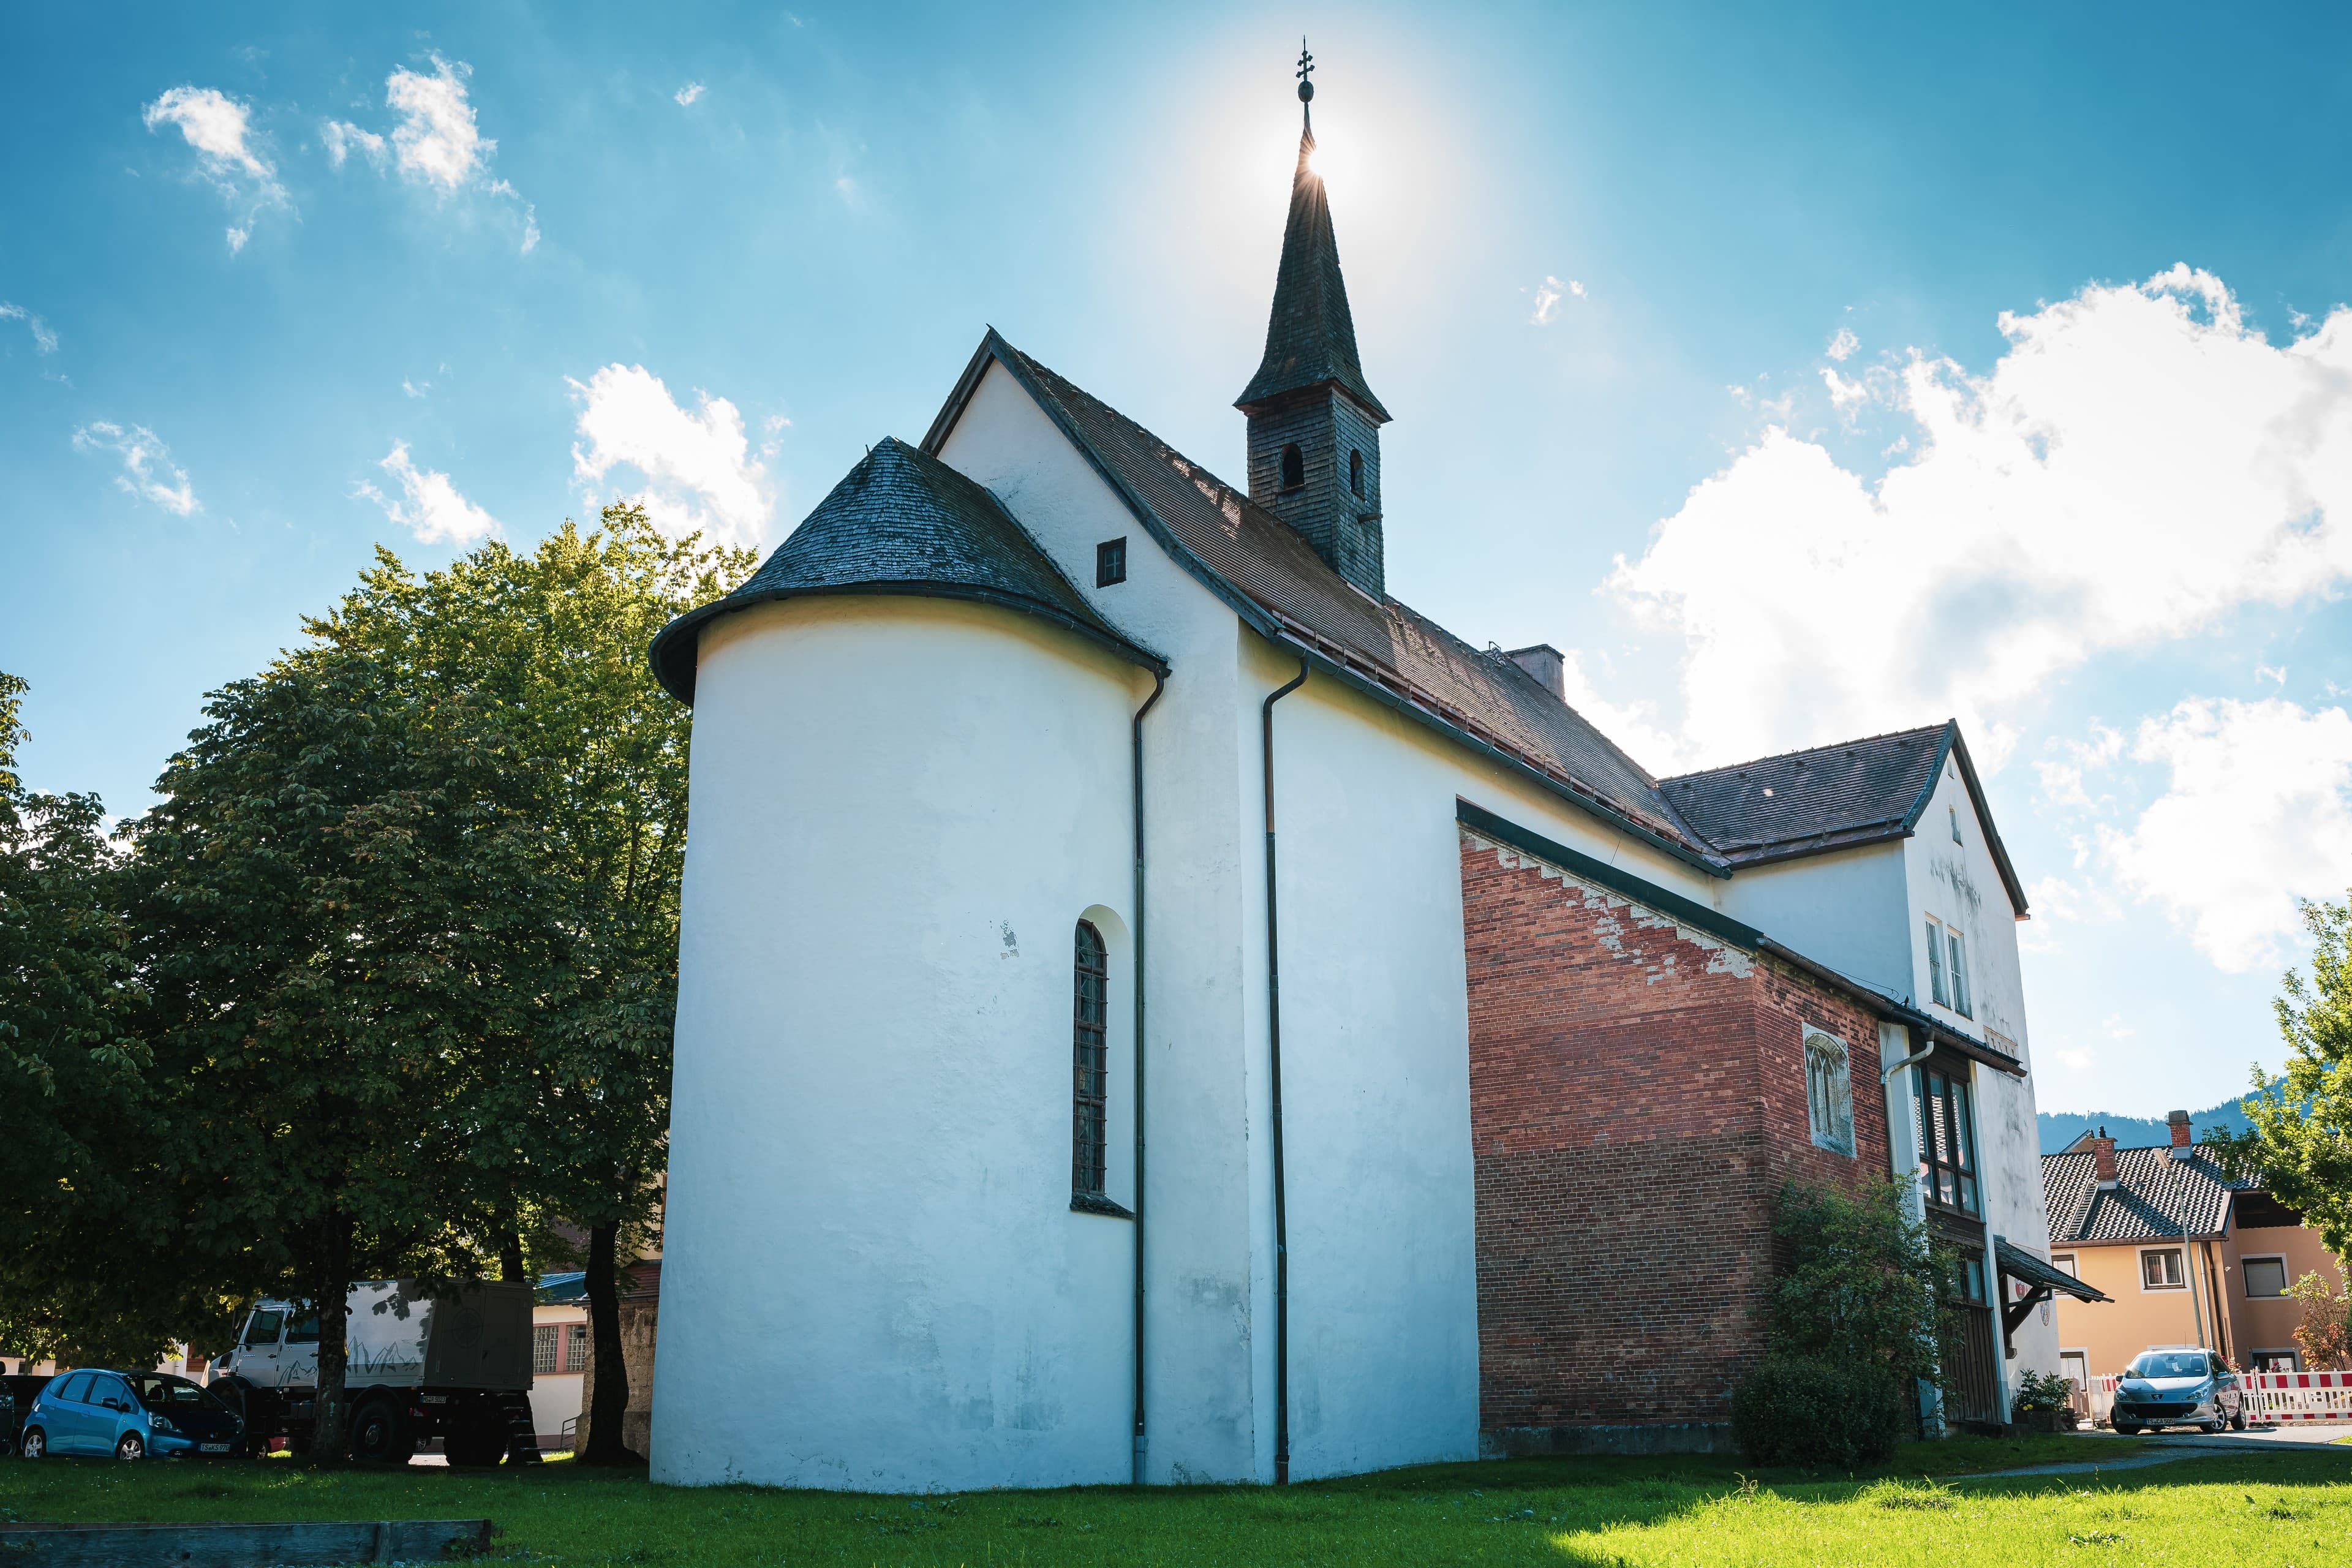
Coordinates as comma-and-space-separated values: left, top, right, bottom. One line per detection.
1904, 759, 2057, 1395
938, 360, 1737, 1481
650, 594, 1152, 1491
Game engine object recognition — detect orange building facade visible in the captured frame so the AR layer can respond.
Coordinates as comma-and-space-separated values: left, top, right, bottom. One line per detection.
2043, 1115, 2346, 1385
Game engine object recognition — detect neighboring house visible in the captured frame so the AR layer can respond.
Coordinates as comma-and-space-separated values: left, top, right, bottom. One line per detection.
2042, 1114, 2348, 1382
529, 1273, 592, 1450
648, 64, 2070, 1492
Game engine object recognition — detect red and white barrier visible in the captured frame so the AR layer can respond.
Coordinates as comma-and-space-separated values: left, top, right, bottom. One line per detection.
2245, 1370, 2352, 1422
2078, 1370, 2351, 1425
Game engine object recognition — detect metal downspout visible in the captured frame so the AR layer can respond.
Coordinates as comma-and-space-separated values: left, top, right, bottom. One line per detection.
1262, 657, 1308, 1486
1129, 671, 1164, 1485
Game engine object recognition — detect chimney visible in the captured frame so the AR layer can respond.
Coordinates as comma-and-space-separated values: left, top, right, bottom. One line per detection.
2168, 1108, 2193, 1158
2093, 1126, 2118, 1189
1504, 644, 1566, 702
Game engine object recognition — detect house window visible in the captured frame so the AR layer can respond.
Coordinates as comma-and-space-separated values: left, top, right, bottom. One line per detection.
1072, 921, 1109, 1197
1947, 1248, 1988, 1303
1950, 805, 1962, 844
1947, 929, 1972, 1018
565, 1322, 589, 1371
1804, 1028, 1855, 1156
1349, 448, 1365, 497
533, 1325, 560, 1376
1914, 1062, 1979, 1215
2252, 1349, 2302, 1373
2243, 1256, 2290, 1298
1095, 537, 1127, 587
1926, 919, 1949, 1007
1280, 443, 1305, 491
2141, 1248, 2186, 1290
2051, 1254, 2078, 1278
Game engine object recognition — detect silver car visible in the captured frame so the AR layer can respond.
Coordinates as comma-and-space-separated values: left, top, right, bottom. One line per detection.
2111, 1349, 2247, 1434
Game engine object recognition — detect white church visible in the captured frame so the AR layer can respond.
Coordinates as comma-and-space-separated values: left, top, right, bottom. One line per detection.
646, 59, 2080, 1491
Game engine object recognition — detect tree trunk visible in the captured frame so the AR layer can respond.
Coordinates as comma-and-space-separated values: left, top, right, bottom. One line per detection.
578, 1218, 636, 1464
499, 1227, 526, 1283
309, 1212, 355, 1466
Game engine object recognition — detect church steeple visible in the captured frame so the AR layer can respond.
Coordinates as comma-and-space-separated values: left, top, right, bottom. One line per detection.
1238, 42, 1392, 600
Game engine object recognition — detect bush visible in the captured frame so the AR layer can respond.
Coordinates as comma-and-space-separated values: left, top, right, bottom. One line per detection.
2011, 1369, 2073, 1417
1730, 1355, 1909, 1469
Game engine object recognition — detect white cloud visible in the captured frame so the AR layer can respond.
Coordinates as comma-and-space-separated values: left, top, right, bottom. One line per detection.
141, 85, 287, 250
1827, 326, 1859, 361
675, 82, 705, 107
402, 378, 429, 399
1530, 274, 1585, 326
73, 421, 198, 515
355, 442, 499, 545
1613, 267, 2352, 769
568, 363, 773, 548
388, 56, 491, 189
327, 56, 534, 252
2093, 698, 2352, 973
0, 302, 58, 353
1558, 650, 1696, 774
320, 119, 387, 170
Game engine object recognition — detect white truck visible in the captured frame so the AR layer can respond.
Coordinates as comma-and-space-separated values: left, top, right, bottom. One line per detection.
209, 1280, 537, 1465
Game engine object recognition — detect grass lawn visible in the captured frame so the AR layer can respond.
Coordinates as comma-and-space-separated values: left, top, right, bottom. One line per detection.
2, 1438, 2347, 1566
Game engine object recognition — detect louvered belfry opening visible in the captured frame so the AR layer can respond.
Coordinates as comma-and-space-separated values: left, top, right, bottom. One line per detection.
1072, 921, 1109, 1197
1237, 116, 1393, 602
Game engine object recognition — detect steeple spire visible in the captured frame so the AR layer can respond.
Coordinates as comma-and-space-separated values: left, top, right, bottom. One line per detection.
1237, 44, 1392, 601
1235, 41, 1389, 422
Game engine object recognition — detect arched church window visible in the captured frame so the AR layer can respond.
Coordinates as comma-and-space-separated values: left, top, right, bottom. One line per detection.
1072, 921, 1109, 1196
1280, 443, 1305, 492
1349, 449, 1364, 497
1805, 1028, 1855, 1157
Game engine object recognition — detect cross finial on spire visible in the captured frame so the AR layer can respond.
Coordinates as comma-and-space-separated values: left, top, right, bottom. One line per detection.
1295, 37, 1314, 122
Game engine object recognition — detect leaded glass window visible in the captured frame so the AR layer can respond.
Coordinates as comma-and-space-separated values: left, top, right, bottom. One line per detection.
1805, 1028, 1855, 1156
1072, 922, 1108, 1197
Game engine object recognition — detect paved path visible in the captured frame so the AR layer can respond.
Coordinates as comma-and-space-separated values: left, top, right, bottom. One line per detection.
1957, 1427, 2351, 1480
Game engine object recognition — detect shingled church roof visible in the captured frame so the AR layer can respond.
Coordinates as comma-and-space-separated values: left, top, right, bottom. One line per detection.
650, 435, 1163, 704
1234, 126, 1390, 422
926, 331, 1717, 869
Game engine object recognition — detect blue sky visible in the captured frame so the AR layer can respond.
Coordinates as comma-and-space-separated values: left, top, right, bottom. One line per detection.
7, 2, 2351, 1117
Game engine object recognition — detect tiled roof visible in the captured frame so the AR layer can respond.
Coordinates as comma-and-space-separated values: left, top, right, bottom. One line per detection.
1662, 722, 2030, 914
651, 436, 1162, 703
1235, 126, 1389, 421
2041, 1144, 2255, 1245
957, 336, 1713, 864
1662, 725, 1947, 860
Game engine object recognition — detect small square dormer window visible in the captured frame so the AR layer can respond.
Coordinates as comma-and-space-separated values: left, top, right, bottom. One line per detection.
1096, 538, 1127, 587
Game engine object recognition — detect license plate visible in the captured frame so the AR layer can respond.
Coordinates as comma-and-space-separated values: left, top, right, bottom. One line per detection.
200, 1442, 232, 1453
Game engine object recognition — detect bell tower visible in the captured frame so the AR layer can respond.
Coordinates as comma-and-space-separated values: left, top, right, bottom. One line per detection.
1235, 42, 1393, 600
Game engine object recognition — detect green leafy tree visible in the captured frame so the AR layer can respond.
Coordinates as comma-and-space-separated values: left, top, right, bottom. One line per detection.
2214, 894, 2352, 1260
0, 673, 238, 1365
129, 649, 571, 1461
301, 504, 752, 1462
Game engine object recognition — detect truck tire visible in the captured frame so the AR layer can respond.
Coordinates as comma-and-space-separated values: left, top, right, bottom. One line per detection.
349, 1397, 415, 1464
442, 1411, 507, 1469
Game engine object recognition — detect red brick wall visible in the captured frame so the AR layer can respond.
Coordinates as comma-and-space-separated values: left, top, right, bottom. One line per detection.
1461, 832, 1891, 1434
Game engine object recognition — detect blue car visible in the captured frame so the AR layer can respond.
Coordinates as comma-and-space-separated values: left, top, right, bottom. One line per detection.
18, 1369, 244, 1460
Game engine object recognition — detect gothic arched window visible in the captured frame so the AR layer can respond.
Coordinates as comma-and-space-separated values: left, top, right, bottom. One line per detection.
1072, 921, 1109, 1196
1280, 443, 1305, 492
1805, 1028, 1855, 1157
1349, 448, 1365, 497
